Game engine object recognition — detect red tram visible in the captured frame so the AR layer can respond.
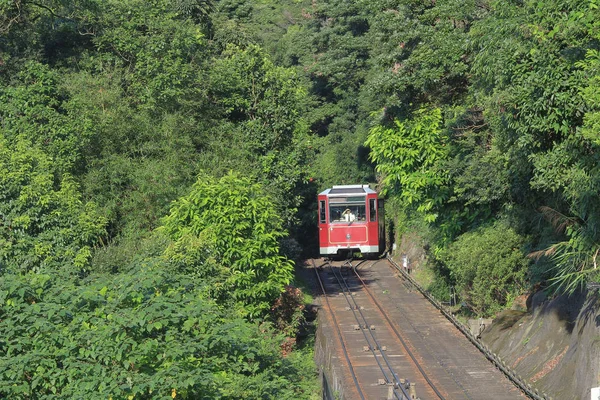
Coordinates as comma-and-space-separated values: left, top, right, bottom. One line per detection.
318, 184, 385, 258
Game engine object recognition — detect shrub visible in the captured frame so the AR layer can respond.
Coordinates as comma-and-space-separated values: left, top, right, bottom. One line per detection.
0, 263, 316, 399
160, 172, 294, 317
440, 221, 529, 316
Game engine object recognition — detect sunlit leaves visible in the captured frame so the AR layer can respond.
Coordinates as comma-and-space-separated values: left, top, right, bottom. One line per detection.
160, 173, 293, 317
0, 61, 96, 175
366, 107, 448, 221
84, 0, 210, 111
0, 264, 315, 398
441, 221, 529, 316
527, 32, 600, 292
579, 49, 600, 145
364, 0, 476, 110
208, 44, 305, 153
0, 71, 106, 275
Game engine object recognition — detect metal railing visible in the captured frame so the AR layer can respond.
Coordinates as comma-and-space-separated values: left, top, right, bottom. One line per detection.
386, 254, 551, 400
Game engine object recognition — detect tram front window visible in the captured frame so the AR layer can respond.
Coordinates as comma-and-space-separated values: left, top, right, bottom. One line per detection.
329, 204, 366, 222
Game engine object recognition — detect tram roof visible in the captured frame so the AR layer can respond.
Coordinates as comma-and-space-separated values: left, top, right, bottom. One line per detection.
319, 184, 377, 196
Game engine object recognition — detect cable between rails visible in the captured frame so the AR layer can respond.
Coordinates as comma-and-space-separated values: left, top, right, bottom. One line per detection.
351, 261, 446, 400
328, 260, 412, 400
355, 261, 473, 400
312, 259, 366, 400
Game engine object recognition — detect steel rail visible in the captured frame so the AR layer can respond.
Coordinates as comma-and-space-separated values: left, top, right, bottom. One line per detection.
326, 260, 412, 400
327, 263, 395, 385
356, 261, 473, 400
352, 261, 447, 400
386, 255, 551, 400
312, 259, 366, 400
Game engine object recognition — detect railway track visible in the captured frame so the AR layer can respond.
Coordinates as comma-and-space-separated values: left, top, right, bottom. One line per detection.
383, 256, 549, 400
313, 258, 445, 399
312, 257, 529, 400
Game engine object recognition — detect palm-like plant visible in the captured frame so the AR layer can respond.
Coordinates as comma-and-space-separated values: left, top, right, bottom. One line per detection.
175, 0, 214, 22
532, 206, 600, 294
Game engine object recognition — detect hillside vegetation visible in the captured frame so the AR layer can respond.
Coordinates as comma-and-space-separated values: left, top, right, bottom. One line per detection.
1, 0, 600, 397
0, 0, 317, 398
263, 0, 600, 315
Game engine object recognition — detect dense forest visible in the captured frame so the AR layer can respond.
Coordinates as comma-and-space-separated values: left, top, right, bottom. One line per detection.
1, 0, 599, 398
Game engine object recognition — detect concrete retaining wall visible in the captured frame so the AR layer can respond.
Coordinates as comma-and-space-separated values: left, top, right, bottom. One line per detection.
315, 305, 348, 400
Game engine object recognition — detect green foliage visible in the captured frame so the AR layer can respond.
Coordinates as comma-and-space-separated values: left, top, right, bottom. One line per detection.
0, 263, 317, 399
202, 43, 316, 228
175, 0, 214, 23
160, 173, 294, 317
427, 273, 452, 304
0, 62, 107, 273
6, 1, 600, 395
525, 16, 600, 291
541, 231, 600, 295
273, 0, 376, 186
0, 2, 332, 398
366, 107, 448, 221
208, 43, 306, 156
210, 0, 308, 57
363, 0, 477, 111
469, 0, 591, 203
0, 62, 95, 174
579, 48, 600, 145
440, 222, 529, 316
0, 134, 106, 274
87, 0, 209, 111
452, 149, 508, 206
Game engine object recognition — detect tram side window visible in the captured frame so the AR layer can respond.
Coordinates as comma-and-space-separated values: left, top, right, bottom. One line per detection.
369, 199, 377, 222
319, 200, 326, 223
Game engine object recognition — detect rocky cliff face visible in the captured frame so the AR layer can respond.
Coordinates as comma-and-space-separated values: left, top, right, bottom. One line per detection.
482, 290, 600, 400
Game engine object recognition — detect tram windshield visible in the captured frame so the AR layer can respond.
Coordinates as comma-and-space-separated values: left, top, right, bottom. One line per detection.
329, 196, 366, 222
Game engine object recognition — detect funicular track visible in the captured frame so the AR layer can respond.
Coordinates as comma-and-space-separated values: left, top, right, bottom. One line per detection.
313, 258, 444, 400
313, 257, 532, 400
382, 256, 549, 400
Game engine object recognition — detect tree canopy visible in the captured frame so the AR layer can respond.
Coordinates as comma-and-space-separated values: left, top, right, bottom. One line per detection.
0, 0, 318, 397
2, 0, 600, 395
